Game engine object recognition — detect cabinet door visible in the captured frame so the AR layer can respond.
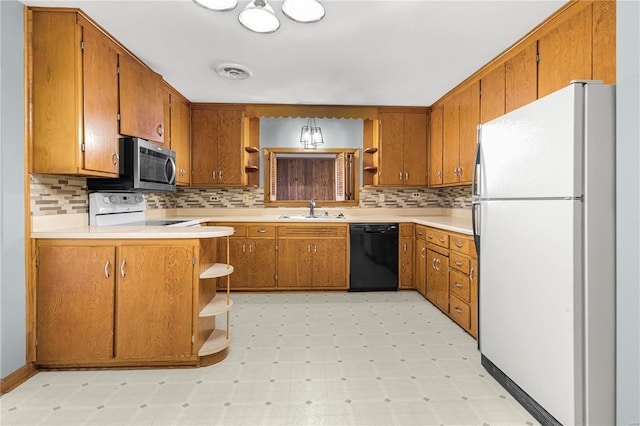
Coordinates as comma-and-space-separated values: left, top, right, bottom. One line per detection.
399, 236, 414, 289
217, 110, 244, 185
81, 19, 120, 175
115, 245, 194, 361
470, 257, 478, 338
457, 82, 480, 183
505, 41, 538, 113
414, 240, 427, 297
428, 104, 444, 187
224, 238, 249, 289
480, 65, 506, 124
403, 112, 427, 186
118, 53, 165, 143
277, 239, 313, 287
426, 248, 449, 312
537, 5, 592, 98
442, 95, 460, 184
312, 238, 347, 288
36, 245, 115, 363
191, 108, 218, 185
378, 112, 405, 186
171, 93, 191, 186
247, 238, 277, 288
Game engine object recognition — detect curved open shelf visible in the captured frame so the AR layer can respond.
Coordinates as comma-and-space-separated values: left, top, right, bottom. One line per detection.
199, 329, 231, 356
200, 263, 234, 279
200, 295, 234, 317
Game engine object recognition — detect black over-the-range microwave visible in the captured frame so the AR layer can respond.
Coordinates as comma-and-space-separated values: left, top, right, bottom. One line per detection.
88, 137, 177, 193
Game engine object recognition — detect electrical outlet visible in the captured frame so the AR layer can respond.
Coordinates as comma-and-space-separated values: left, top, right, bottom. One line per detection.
209, 196, 219, 201
411, 193, 421, 198
242, 194, 250, 203
378, 193, 385, 202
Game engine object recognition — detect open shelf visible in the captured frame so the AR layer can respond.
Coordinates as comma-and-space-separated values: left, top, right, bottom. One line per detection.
363, 147, 378, 154
200, 295, 234, 317
244, 146, 259, 153
244, 166, 259, 172
200, 263, 234, 279
364, 166, 378, 173
199, 329, 231, 356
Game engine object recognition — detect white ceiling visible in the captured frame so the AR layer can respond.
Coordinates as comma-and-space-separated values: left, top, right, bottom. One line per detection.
22, 0, 566, 106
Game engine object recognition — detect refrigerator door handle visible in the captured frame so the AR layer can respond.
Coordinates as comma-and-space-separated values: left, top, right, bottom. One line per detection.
472, 125, 482, 198
471, 201, 480, 256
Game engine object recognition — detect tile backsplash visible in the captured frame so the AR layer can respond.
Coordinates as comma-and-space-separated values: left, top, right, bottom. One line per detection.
30, 174, 472, 216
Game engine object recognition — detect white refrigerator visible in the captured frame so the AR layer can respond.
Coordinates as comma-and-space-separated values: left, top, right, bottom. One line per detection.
472, 81, 616, 426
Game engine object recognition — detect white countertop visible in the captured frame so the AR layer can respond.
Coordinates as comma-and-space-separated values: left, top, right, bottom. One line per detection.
31, 209, 472, 239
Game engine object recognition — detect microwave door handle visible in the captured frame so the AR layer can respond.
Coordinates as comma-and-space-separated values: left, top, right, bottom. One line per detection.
165, 157, 177, 184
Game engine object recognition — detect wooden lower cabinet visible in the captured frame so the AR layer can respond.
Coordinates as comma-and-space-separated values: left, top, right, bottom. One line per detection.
36, 245, 116, 364
115, 244, 194, 361
35, 240, 199, 367
221, 237, 276, 289
399, 224, 414, 289
426, 247, 449, 312
414, 239, 427, 297
277, 225, 348, 289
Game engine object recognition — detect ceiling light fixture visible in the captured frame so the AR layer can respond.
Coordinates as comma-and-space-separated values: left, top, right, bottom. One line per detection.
238, 0, 280, 34
300, 118, 324, 149
193, 0, 238, 12
282, 0, 325, 23
214, 63, 253, 80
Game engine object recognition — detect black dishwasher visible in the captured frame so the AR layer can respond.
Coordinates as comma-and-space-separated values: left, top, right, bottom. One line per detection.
349, 224, 399, 291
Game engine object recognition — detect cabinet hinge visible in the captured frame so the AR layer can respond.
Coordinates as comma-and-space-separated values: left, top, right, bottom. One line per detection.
80, 41, 84, 50
117, 65, 120, 74
117, 113, 121, 121
536, 54, 541, 63
192, 256, 196, 266
35, 256, 40, 267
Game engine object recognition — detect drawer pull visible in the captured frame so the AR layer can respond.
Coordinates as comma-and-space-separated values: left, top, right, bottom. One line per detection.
455, 261, 463, 266
104, 260, 110, 279
455, 307, 463, 314
455, 282, 463, 288
469, 266, 474, 281
455, 242, 464, 248
120, 260, 126, 278
438, 238, 446, 243
403, 243, 407, 252
421, 247, 426, 257
427, 234, 433, 239
257, 229, 267, 233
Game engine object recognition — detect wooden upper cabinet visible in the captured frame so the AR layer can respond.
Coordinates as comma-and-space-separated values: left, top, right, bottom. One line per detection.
163, 83, 191, 186
428, 104, 444, 187
592, 0, 616, 84
378, 110, 427, 187
537, 4, 592, 98
118, 53, 165, 143
505, 41, 538, 114
442, 81, 479, 185
31, 10, 119, 177
480, 64, 506, 124
191, 106, 245, 186
378, 112, 405, 186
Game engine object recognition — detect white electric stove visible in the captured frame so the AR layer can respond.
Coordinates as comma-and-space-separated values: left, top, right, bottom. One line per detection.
89, 193, 200, 227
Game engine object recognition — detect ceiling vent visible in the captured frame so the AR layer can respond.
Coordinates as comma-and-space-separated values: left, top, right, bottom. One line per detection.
214, 63, 253, 80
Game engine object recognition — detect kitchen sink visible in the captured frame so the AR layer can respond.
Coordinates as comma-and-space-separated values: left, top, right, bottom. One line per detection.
279, 213, 346, 220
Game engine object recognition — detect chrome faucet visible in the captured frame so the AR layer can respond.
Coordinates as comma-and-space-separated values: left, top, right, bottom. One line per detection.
309, 199, 316, 217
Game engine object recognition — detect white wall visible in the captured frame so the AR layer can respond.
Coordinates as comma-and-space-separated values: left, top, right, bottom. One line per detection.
616, 1, 640, 424
0, 0, 27, 379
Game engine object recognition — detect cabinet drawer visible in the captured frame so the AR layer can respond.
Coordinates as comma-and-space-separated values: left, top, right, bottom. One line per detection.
450, 252, 470, 274
218, 224, 246, 237
248, 225, 276, 238
415, 225, 428, 241
449, 295, 471, 330
278, 225, 347, 238
450, 235, 475, 256
449, 270, 471, 303
400, 223, 415, 238
425, 227, 449, 248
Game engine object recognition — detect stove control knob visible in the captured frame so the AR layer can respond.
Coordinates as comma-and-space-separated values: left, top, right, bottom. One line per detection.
102, 196, 111, 204
135, 195, 144, 204
109, 195, 118, 203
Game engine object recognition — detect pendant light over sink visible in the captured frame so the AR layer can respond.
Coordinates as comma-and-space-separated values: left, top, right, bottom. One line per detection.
192, 0, 325, 34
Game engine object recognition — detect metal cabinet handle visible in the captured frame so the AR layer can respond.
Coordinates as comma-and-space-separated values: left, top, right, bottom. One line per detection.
405, 172, 409, 181
307, 244, 311, 253
421, 247, 426, 257
455, 261, 463, 266
157, 124, 163, 136
242, 244, 246, 253
212, 171, 216, 180
112, 153, 119, 165
432, 258, 437, 269
427, 234, 433, 239
435, 258, 441, 271
314, 244, 317, 254
219, 170, 223, 180
458, 166, 463, 176
399, 172, 403, 181
437, 170, 442, 180
104, 260, 110, 279
257, 229, 267, 233
455, 282, 463, 288
469, 266, 474, 281
455, 307, 463, 314
120, 260, 126, 278
249, 244, 252, 253
438, 238, 445, 243
455, 242, 464, 248
403, 243, 407, 252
